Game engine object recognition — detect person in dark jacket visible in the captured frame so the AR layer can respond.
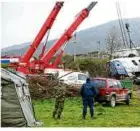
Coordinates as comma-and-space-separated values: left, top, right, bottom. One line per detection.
80, 78, 98, 119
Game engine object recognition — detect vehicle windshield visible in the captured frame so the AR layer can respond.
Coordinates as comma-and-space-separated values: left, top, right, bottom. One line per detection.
78, 74, 88, 80
114, 61, 124, 69
93, 79, 106, 88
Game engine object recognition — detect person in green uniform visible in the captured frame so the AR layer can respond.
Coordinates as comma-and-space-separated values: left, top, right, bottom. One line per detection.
52, 81, 67, 119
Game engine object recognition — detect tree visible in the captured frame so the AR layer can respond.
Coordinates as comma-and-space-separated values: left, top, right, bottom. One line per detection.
106, 26, 123, 59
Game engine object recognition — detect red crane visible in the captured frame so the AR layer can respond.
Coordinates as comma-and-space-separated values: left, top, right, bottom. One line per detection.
16, 1, 97, 74
41, 2, 97, 67
51, 43, 67, 68
39, 29, 50, 59
17, 2, 64, 73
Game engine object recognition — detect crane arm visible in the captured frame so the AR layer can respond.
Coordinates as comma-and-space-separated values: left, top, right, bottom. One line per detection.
41, 2, 97, 65
19, 2, 64, 65
52, 43, 67, 68
39, 29, 51, 59
52, 49, 64, 68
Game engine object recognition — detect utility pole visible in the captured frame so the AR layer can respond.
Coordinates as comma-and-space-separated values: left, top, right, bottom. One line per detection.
97, 41, 100, 58
125, 23, 132, 49
125, 23, 136, 49
73, 32, 76, 62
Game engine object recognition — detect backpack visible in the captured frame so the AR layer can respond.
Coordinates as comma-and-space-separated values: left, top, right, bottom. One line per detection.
1, 68, 43, 127
83, 83, 94, 97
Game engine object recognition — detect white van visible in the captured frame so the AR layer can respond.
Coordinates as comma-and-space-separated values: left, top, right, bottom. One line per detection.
44, 68, 89, 86
58, 71, 89, 86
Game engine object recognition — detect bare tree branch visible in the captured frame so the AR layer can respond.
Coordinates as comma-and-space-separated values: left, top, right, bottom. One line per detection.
106, 26, 123, 59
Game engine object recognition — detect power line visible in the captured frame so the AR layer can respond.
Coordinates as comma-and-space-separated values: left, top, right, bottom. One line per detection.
73, 32, 76, 62
116, 2, 126, 48
117, 2, 129, 48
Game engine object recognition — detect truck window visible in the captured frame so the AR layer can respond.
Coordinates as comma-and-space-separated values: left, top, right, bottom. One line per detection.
116, 80, 123, 88
108, 80, 118, 88
67, 75, 77, 81
78, 74, 88, 81
114, 61, 124, 69
94, 79, 106, 88
108, 80, 113, 88
112, 80, 118, 88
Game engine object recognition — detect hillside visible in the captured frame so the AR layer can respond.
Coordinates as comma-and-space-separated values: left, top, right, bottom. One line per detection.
1, 17, 140, 56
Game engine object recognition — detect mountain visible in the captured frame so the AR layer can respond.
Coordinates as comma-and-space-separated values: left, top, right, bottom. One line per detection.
1, 17, 140, 57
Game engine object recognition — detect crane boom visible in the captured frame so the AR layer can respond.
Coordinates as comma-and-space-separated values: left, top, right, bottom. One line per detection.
52, 43, 67, 68
39, 29, 51, 59
52, 49, 64, 68
18, 2, 64, 67
41, 2, 97, 66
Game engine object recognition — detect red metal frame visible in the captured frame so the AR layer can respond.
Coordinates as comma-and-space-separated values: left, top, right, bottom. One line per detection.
51, 49, 64, 68
17, 2, 64, 73
41, 2, 97, 67
15, 2, 97, 74
51, 42, 67, 68
39, 29, 50, 59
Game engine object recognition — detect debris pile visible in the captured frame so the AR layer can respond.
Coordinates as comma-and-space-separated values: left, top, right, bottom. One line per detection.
27, 75, 80, 99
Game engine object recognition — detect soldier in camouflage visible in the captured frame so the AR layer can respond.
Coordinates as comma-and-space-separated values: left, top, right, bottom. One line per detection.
52, 81, 67, 119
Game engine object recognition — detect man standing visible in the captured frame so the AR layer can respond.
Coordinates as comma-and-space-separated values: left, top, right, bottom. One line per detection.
80, 78, 98, 120
52, 81, 67, 119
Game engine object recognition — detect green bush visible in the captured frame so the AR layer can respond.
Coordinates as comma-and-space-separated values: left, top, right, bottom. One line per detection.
62, 55, 109, 77
1, 64, 9, 69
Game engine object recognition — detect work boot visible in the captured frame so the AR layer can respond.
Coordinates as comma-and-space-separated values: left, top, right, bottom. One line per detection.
53, 112, 56, 119
82, 115, 86, 120
82, 117, 86, 120
91, 111, 94, 120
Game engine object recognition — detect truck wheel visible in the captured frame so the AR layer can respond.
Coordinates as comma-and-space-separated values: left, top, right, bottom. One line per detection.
126, 94, 130, 105
109, 96, 116, 107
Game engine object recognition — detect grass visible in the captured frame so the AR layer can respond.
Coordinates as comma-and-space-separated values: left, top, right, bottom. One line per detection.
33, 91, 140, 127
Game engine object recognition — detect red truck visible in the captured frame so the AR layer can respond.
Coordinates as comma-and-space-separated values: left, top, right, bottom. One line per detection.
93, 78, 132, 107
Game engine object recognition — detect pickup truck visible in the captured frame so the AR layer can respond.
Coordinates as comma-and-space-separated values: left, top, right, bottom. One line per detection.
93, 78, 132, 107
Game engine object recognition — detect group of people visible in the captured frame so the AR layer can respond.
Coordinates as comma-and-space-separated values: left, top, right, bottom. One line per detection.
52, 78, 98, 120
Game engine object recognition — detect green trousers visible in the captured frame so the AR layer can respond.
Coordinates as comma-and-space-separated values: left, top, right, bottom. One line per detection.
53, 98, 65, 117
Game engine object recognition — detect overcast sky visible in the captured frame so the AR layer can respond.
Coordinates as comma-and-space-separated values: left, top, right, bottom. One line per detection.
1, 0, 140, 49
